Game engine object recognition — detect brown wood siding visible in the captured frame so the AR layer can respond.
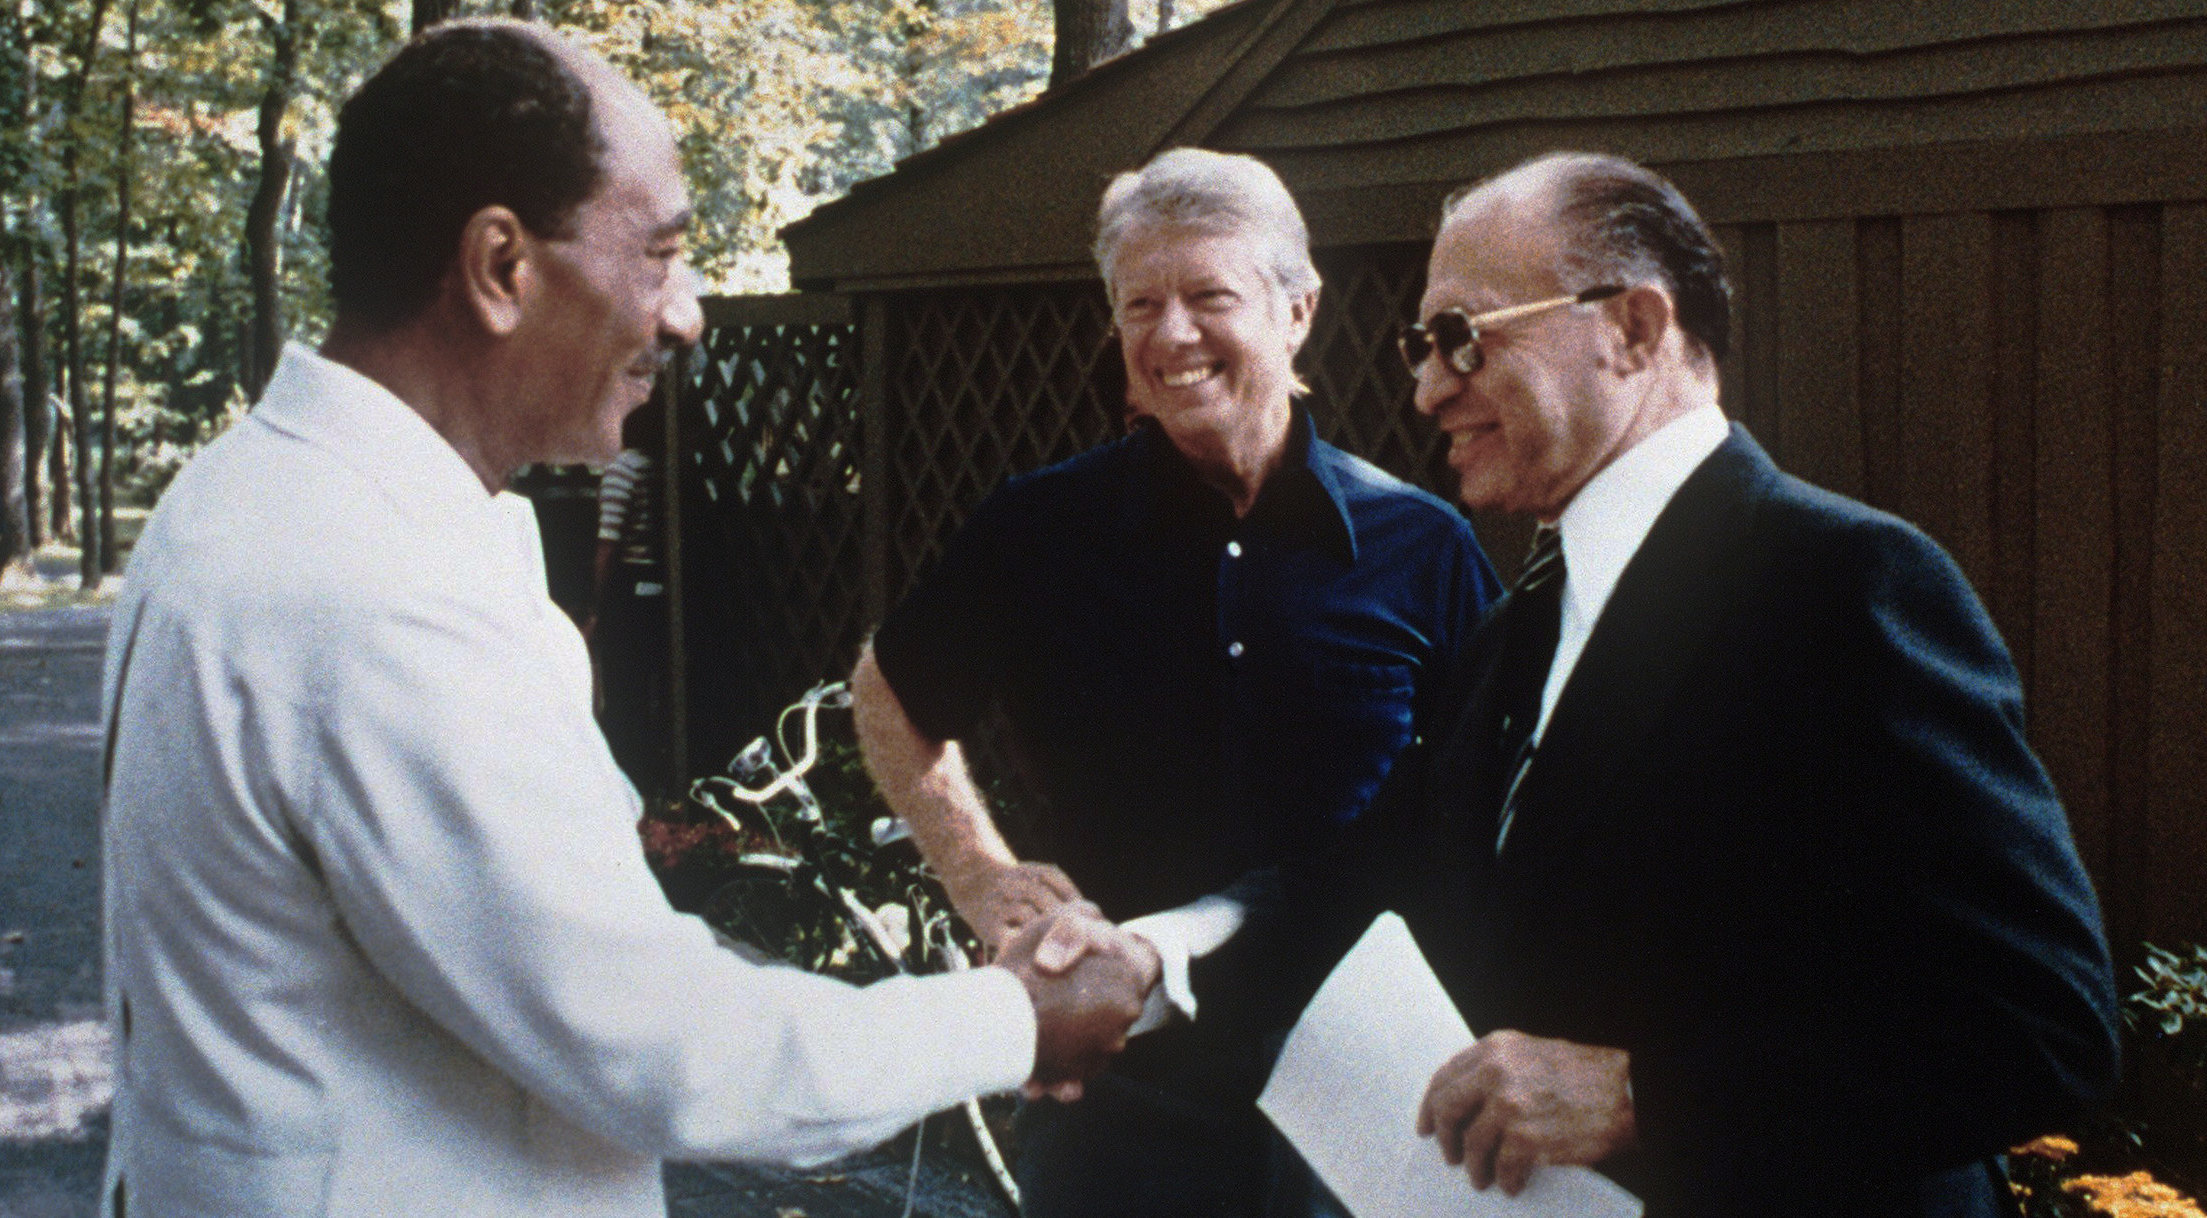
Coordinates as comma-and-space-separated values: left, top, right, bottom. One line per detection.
2148, 204, 2207, 958
1282, 0, 2207, 98
1237, 0, 2207, 152
1301, 0, 2204, 58
1226, 66, 2207, 190
1705, 202, 2206, 953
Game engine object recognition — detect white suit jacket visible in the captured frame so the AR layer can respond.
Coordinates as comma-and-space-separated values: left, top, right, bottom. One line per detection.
99, 345, 1034, 1217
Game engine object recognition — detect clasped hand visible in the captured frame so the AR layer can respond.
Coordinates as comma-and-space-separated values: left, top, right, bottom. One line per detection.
946, 858, 1083, 951
992, 902, 1161, 1101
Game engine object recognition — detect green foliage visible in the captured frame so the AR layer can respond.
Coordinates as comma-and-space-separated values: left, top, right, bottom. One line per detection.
2132, 944, 2207, 1050
2005, 943, 2207, 1216
546, 0, 1055, 291
12, 0, 1227, 506
2124, 943, 2207, 1192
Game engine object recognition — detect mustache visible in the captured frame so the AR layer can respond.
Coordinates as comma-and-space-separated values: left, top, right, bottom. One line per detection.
629, 344, 701, 380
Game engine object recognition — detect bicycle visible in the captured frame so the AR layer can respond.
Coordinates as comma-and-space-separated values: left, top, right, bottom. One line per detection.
685, 680, 1023, 1215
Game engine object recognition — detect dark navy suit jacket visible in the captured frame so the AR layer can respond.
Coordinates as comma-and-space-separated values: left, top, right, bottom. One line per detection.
1230, 426, 2120, 1217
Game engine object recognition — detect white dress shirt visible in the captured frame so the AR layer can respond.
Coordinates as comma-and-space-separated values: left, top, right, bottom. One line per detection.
1536, 402, 1730, 741
101, 345, 1035, 1218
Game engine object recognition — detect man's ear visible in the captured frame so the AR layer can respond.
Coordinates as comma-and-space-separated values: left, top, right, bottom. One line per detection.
1610, 283, 1674, 375
1283, 287, 1319, 355
454, 205, 533, 338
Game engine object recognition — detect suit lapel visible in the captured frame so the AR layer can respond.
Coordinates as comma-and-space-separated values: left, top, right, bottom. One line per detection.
1501, 426, 1780, 859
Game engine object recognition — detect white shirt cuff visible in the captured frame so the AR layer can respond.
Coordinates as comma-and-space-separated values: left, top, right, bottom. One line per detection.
1120, 895, 1248, 1035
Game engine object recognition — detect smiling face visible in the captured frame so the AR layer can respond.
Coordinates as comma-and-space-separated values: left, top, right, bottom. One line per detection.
1411, 182, 1637, 520
1110, 223, 1314, 468
516, 71, 703, 466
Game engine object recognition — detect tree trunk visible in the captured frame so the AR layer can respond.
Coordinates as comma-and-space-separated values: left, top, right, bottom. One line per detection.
1157, 0, 1174, 35
243, 0, 296, 401
62, 155, 96, 583
0, 256, 26, 577
1050, 0, 1132, 87
19, 250, 45, 549
1, 0, 32, 568
411, 0, 458, 34
62, 176, 101, 583
99, 0, 137, 574
48, 388, 70, 544
507, 0, 536, 18
60, 0, 111, 583
900, 0, 935, 154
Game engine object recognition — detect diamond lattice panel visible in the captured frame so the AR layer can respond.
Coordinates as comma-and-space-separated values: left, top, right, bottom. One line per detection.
883, 284, 1121, 602
683, 315, 866, 737
1304, 244, 1455, 496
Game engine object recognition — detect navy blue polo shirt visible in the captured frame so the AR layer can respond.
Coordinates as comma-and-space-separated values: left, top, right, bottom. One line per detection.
872, 410, 1500, 920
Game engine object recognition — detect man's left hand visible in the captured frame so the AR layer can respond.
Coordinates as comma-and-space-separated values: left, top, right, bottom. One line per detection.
1416, 1029, 1636, 1196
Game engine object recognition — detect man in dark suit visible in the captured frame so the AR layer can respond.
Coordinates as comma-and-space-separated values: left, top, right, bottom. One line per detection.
1243, 151, 2121, 1216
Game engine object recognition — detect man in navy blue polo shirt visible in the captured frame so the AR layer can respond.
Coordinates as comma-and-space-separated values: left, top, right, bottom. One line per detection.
852, 149, 1499, 1218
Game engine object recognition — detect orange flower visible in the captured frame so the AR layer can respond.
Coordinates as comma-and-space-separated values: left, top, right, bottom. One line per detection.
2014, 1135, 2083, 1163
2063, 1171, 2207, 1218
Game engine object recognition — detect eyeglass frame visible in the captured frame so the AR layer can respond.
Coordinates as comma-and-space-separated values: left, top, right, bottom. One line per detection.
1397, 285, 1626, 376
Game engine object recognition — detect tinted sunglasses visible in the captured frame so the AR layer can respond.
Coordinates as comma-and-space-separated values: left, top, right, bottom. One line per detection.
1397, 285, 1625, 376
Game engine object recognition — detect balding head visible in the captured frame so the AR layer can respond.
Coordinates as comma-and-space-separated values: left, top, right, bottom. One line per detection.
1447, 153, 1731, 365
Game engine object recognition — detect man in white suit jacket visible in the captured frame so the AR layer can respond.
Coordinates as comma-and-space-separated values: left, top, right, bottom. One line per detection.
98, 21, 1152, 1217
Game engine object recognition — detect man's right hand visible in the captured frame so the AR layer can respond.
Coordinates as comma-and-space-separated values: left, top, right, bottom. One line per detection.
995, 904, 1148, 1101
948, 859, 1083, 951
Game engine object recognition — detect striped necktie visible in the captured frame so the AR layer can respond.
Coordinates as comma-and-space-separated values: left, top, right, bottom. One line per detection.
1493, 524, 1565, 854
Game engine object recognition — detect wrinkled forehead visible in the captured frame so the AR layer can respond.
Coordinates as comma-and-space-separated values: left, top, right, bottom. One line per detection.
1109, 215, 1260, 272
1109, 220, 1276, 294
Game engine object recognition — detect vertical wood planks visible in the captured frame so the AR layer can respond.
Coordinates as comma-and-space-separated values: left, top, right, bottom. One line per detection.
1897, 214, 1996, 586
2031, 207, 2116, 893
1855, 219, 1904, 512
1772, 219, 1863, 497
1732, 223, 1781, 448
1985, 212, 2039, 682
2148, 203, 2207, 951
2107, 206, 2163, 955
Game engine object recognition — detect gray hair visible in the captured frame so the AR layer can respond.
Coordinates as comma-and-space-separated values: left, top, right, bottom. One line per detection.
1093, 148, 1321, 303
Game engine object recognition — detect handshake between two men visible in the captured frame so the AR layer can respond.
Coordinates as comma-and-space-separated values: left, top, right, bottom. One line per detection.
990, 892, 1164, 1100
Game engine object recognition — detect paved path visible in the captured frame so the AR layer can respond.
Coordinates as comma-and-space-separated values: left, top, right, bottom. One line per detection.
0, 603, 112, 1218
0, 598, 1012, 1218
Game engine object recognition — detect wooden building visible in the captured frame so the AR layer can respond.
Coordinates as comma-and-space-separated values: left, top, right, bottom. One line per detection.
674, 0, 2207, 954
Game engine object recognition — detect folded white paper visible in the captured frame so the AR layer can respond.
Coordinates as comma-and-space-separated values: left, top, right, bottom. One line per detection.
1258, 912, 1644, 1218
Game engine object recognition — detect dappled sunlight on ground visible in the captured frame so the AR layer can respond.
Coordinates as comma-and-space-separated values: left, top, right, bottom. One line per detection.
0, 1021, 111, 1144
0, 563, 119, 615
0, 510, 144, 614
